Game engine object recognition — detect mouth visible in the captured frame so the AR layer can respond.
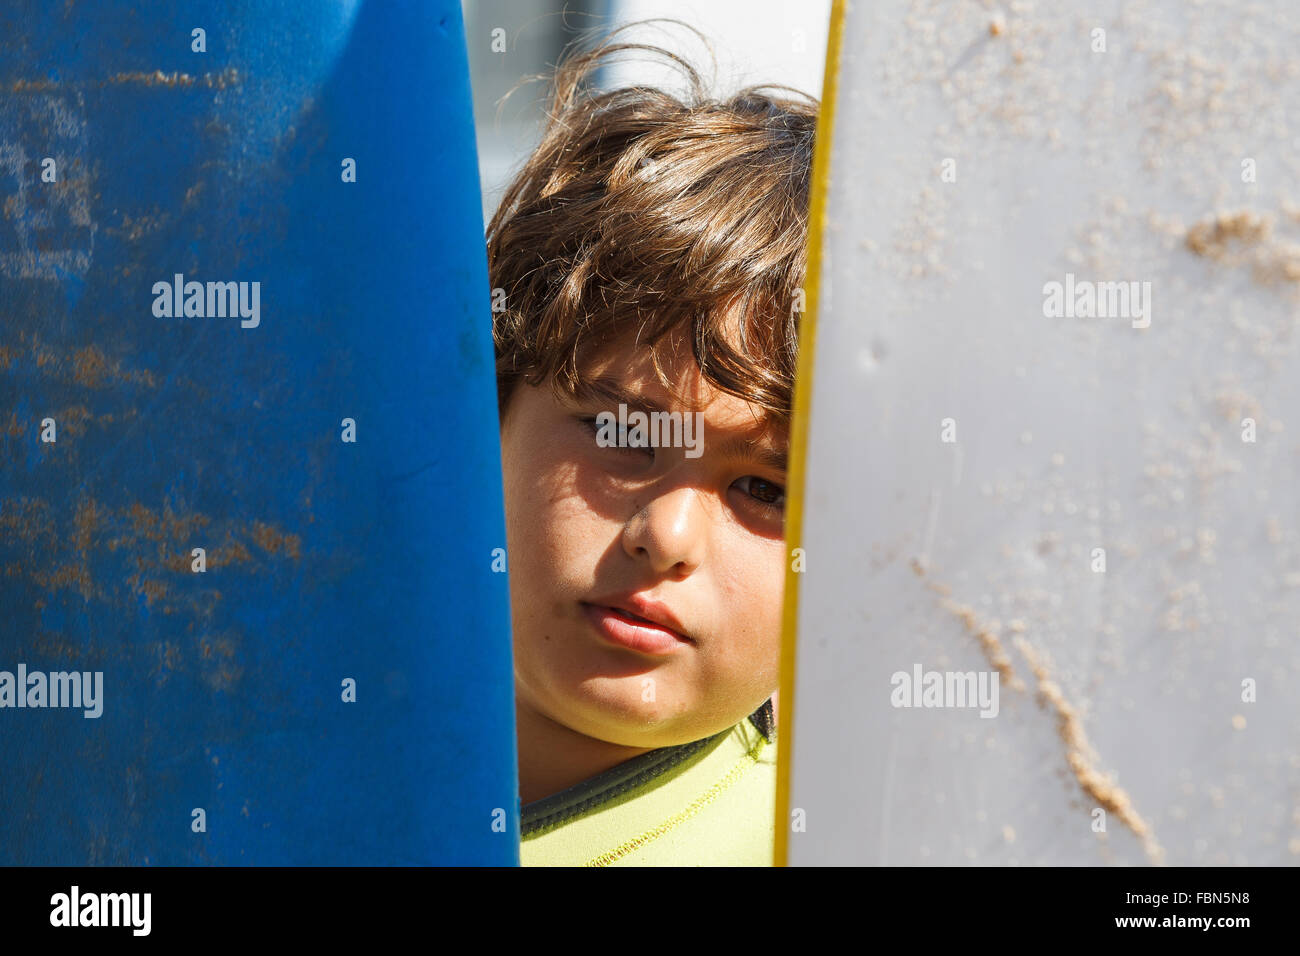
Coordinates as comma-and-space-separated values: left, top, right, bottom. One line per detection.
580, 602, 694, 656
613, 605, 660, 626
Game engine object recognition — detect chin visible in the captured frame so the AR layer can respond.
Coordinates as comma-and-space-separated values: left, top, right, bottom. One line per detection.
560, 687, 700, 747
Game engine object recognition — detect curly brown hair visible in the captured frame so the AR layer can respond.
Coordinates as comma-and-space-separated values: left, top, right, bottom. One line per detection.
486, 20, 818, 431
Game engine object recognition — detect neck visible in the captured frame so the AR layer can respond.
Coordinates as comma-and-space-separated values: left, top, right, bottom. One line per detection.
515, 693, 654, 806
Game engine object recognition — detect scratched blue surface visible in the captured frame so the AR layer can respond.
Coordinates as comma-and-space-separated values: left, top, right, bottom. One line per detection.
0, 0, 519, 864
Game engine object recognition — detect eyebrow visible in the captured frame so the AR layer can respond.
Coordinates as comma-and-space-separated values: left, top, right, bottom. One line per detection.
573, 376, 789, 472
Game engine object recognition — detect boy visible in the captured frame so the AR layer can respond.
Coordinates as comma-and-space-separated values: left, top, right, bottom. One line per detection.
487, 27, 816, 866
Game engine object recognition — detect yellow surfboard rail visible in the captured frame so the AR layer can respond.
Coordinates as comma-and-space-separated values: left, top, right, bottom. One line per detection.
775, 0, 846, 868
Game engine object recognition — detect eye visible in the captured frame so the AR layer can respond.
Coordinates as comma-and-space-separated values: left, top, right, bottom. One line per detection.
576, 415, 654, 458
733, 475, 785, 514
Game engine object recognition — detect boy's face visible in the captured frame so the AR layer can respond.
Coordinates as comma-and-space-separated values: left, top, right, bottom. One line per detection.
500, 331, 787, 750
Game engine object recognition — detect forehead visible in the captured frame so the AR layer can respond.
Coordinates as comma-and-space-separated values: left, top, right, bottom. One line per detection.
575, 326, 742, 413
569, 329, 789, 466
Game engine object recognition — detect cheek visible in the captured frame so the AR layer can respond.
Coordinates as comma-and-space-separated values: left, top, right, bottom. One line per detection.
504, 430, 568, 535
719, 535, 786, 610
505, 453, 609, 591
709, 540, 787, 686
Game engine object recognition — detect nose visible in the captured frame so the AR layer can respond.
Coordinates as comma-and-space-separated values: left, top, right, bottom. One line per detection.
622, 484, 709, 577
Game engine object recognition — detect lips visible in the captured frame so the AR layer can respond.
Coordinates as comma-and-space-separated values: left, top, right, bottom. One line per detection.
591, 593, 692, 641
612, 606, 662, 627
581, 593, 694, 655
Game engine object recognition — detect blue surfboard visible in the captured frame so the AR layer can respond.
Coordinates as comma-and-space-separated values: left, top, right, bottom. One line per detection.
0, 0, 518, 865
